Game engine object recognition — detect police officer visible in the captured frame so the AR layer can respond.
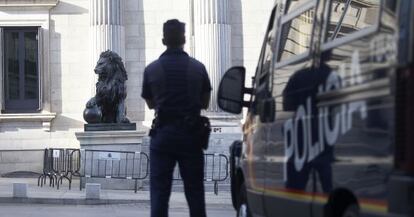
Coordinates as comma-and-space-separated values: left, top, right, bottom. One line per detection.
141, 19, 212, 217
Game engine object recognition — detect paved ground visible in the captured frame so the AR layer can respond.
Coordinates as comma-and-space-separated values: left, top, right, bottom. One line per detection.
0, 178, 236, 216
0, 203, 236, 217
0, 178, 232, 204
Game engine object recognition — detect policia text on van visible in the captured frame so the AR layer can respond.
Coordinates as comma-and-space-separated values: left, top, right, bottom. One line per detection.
217, 0, 414, 217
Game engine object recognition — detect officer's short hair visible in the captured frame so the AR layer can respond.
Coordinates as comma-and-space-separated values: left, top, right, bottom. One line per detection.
163, 19, 185, 47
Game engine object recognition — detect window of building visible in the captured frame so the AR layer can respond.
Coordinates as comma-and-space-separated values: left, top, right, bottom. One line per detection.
276, 8, 315, 63
3, 27, 40, 112
0, 1, 58, 131
326, 0, 380, 42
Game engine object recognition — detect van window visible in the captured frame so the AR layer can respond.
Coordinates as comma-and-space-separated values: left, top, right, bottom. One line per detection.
385, 0, 397, 12
259, 27, 276, 86
285, 0, 311, 14
249, 7, 276, 114
326, 0, 380, 41
277, 8, 314, 63
255, 8, 276, 92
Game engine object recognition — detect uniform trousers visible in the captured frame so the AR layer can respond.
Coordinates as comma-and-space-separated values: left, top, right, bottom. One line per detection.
150, 127, 206, 217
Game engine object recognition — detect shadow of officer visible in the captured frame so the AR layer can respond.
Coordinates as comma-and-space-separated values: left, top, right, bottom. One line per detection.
141, 19, 212, 217
282, 52, 334, 193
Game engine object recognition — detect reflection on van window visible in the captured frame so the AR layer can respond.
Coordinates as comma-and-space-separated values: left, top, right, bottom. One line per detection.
326, 0, 380, 41
285, 0, 311, 14
277, 9, 314, 62
385, 0, 397, 12
261, 28, 276, 81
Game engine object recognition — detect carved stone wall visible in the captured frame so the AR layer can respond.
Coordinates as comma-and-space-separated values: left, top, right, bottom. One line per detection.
90, 0, 125, 65
192, 0, 231, 117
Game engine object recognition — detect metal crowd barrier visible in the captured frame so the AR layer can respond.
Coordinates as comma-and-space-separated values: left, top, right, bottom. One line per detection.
38, 148, 228, 194
173, 153, 229, 195
38, 148, 81, 190
80, 149, 150, 193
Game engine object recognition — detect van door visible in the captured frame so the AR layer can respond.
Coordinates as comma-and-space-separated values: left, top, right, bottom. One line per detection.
242, 7, 277, 217
264, 0, 320, 216
311, 0, 397, 216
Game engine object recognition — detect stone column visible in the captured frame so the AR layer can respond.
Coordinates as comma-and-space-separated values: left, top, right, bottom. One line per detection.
90, 0, 125, 65
193, 0, 232, 118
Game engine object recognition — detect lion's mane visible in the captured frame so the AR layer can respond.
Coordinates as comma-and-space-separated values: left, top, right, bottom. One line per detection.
95, 51, 127, 109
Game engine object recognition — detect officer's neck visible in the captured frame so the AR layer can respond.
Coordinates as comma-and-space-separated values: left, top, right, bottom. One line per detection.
166, 45, 184, 51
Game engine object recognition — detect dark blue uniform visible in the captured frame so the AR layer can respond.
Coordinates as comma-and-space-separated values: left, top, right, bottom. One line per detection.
141, 48, 211, 217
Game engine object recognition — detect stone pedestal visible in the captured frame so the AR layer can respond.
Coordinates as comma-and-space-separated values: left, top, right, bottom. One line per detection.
84, 123, 136, 132
75, 128, 145, 151
75, 125, 147, 190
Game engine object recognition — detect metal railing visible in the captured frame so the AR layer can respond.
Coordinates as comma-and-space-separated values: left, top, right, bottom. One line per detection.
80, 149, 150, 193
38, 148, 81, 189
173, 153, 229, 195
37, 148, 229, 194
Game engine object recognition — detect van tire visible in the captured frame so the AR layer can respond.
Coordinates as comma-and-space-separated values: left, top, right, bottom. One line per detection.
324, 188, 359, 217
342, 204, 360, 217
229, 143, 239, 209
237, 182, 252, 217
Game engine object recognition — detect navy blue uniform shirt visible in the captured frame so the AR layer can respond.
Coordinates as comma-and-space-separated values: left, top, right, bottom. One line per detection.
142, 48, 211, 117
141, 48, 212, 152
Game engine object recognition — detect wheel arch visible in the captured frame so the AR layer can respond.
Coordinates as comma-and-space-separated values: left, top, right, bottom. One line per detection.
324, 188, 359, 217
230, 140, 244, 209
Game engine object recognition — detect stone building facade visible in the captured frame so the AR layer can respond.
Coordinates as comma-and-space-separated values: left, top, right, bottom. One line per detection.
0, 0, 274, 174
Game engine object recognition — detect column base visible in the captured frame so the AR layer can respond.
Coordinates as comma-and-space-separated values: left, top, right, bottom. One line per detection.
204, 113, 242, 155
204, 112, 241, 123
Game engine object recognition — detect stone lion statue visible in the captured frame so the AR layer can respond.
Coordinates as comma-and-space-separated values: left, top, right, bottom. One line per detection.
83, 50, 130, 124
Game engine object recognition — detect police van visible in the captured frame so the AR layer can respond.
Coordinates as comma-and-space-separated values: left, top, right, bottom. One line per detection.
217, 0, 413, 216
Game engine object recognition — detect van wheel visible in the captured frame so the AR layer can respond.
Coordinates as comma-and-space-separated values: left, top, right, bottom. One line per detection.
342, 204, 360, 217
237, 183, 252, 217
